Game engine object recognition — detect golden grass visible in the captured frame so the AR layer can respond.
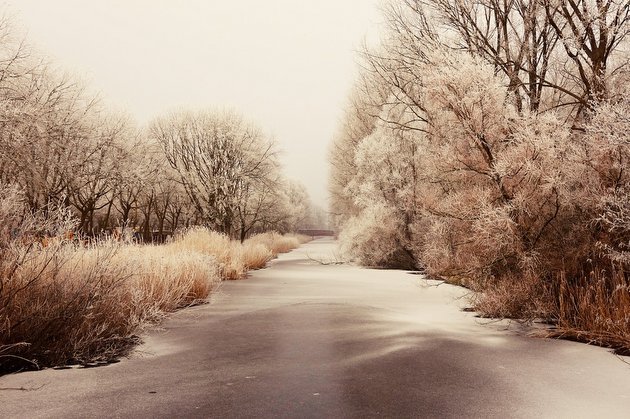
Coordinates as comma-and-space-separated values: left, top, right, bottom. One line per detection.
169, 228, 245, 280
550, 265, 630, 354
0, 239, 220, 370
0, 227, 305, 372
170, 228, 305, 279
245, 232, 301, 255
117, 245, 219, 323
240, 243, 273, 270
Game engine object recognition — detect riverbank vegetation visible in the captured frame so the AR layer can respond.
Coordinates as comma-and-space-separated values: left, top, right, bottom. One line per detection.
331, 0, 629, 353
0, 14, 312, 373
0, 186, 308, 372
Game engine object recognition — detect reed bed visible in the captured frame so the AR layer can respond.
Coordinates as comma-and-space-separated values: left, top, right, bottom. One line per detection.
0, 228, 305, 372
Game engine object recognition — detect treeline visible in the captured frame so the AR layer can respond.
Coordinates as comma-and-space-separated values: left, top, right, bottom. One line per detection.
0, 13, 318, 372
0, 17, 318, 242
330, 0, 629, 350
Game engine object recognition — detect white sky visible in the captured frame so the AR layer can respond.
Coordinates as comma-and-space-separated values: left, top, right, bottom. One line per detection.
6, 0, 383, 206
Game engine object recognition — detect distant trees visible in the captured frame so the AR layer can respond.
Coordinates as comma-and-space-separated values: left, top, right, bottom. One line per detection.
0, 13, 313, 242
149, 110, 300, 241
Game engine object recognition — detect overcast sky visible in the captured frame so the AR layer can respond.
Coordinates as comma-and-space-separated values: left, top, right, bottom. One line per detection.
7, 0, 383, 206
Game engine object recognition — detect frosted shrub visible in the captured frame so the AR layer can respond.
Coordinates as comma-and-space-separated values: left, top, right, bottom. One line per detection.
239, 242, 273, 270
170, 227, 245, 280
409, 54, 595, 286
340, 204, 414, 269
246, 232, 300, 255
337, 112, 420, 270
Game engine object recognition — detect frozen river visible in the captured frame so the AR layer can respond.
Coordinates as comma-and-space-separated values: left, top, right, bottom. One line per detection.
2, 238, 629, 418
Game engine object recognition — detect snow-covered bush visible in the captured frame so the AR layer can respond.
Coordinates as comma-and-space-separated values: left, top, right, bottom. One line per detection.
330, 0, 630, 351
337, 109, 421, 269
339, 204, 414, 268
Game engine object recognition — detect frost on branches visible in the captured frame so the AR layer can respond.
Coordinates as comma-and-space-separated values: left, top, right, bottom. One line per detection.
330, 0, 629, 324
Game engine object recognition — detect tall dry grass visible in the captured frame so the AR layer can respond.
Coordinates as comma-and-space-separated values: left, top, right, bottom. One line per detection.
245, 231, 301, 254
168, 228, 248, 280
168, 228, 275, 279
549, 265, 630, 354
1, 224, 306, 372
471, 273, 555, 320
169, 229, 309, 280
1, 239, 220, 371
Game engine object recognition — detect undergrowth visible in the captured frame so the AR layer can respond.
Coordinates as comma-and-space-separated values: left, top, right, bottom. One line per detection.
0, 224, 306, 374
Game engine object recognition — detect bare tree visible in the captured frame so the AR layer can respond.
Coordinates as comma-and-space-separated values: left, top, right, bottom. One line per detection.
64, 114, 135, 234
381, 0, 628, 119
542, 0, 629, 106
150, 109, 279, 238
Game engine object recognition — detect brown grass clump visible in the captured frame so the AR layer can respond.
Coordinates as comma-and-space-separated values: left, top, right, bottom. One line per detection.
549, 265, 630, 354
245, 232, 301, 255
1, 242, 130, 369
239, 243, 273, 270
169, 228, 246, 280
0, 240, 220, 371
471, 274, 554, 320
117, 245, 219, 324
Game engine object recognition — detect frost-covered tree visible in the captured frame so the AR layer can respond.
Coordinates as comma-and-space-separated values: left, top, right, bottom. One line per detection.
335, 21, 624, 280
329, 68, 389, 229
65, 114, 137, 233
149, 110, 280, 238
280, 180, 318, 232
339, 104, 423, 269
542, 0, 629, 105
0, 16, 130, 233
379, 0, 628, 118
415, 52, 597, 282
586, 93, 630, 264
0, 12, 311, 243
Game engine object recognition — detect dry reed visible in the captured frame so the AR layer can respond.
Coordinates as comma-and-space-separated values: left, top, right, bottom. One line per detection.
1, 226, 305, 373
550, 265, 630, 354
245, 232, 301, 255
0, 239, 220, 371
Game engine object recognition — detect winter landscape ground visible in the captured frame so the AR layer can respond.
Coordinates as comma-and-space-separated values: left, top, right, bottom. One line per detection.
2, 238, 629, 418
0, 1, 629, 418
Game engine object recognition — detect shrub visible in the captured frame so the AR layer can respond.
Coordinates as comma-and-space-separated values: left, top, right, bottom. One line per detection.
339, 204, 416, 269
245, 231, 301, 255
169, 228, 245, 280
0, 239, 220, 371
550, 264, 630, 354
